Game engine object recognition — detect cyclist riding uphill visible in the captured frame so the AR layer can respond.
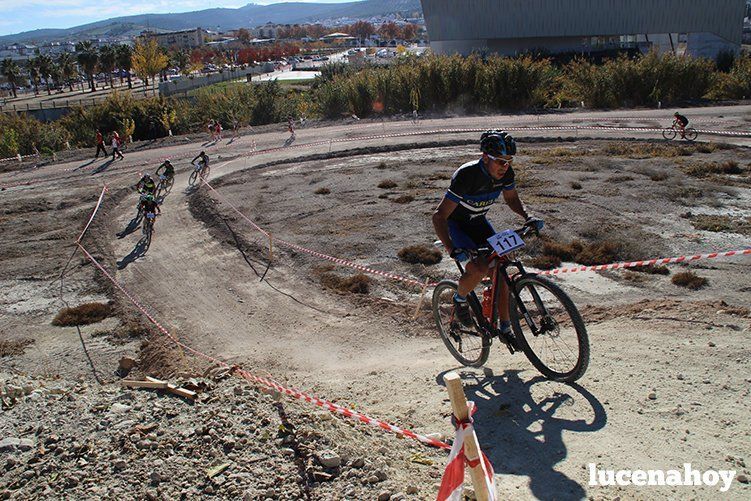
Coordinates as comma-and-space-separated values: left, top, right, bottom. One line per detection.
156, 160, 175, 179
139, 194, 161, 217
192, 151, 209, 168
136, 173, 157, 195
432, 130, 543, 334
673, 112, 689, 137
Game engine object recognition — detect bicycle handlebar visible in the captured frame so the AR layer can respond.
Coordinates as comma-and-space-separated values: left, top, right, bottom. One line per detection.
458, 224, 538, 260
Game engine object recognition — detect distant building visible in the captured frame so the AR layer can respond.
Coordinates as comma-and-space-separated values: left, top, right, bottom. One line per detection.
251, 23, 283, 39
421, 0, 745, 59
140, 28, 205, 49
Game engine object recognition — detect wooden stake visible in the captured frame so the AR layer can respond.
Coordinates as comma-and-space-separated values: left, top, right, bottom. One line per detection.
121, 380, 168, 389
411, 278, 430, 320
443, 372, 491, 501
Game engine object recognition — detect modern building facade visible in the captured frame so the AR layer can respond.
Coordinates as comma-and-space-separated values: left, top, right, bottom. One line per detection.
420, 0, 745, 58
140, 28, 205, 49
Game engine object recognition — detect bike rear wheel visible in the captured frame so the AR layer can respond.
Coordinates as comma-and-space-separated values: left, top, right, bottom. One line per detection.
509, 274, 589, 382
201, 166, 211, 181
432, 280, 490, 367
684, 128, 698, 141
662, 128, 676, 140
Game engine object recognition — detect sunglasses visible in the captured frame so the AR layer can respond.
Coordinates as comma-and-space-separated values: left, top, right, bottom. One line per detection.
487, 154, 513, 167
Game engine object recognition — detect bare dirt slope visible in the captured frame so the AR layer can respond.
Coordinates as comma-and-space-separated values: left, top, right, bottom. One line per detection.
1, 107, 750, 500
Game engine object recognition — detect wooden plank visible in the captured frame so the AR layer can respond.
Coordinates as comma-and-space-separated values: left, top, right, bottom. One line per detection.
121, 380, 168, 389
146, 376, 197, 400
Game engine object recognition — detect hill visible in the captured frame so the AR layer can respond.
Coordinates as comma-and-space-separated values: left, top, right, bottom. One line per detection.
0, 0, 422, 45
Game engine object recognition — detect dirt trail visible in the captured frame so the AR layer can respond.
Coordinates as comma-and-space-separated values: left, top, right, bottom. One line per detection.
2, 107, 750, 499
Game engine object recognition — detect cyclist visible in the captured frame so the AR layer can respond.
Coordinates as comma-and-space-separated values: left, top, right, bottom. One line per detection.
432, 130, 543, 335
673, 112, 689, 139
139, 193, 161, 216
155, 159, 175, 181
191, 151, 209, 177
136, 173, 157, 195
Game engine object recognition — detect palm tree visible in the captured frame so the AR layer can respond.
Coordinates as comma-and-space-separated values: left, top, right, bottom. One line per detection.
36, 53, 54, 95
98, 45, 116, 88
57, 52, 78, 92
75, 41, 99, 92
1, 58, 21, 98
116, 44, 133, 89
27, 57, 41, 95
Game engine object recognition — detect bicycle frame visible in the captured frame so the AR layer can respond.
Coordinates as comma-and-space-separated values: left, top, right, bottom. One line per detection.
455, 251, 545, 351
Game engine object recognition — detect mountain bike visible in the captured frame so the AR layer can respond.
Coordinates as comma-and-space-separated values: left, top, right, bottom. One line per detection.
156, 174, 174, 196
188, 161, 210, 186
432, 225, 590, 382
142, 211, 157, 248
662, 123, 698, 142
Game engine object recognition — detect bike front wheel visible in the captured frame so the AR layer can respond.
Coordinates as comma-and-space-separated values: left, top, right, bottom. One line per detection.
662, 128, 676, 140
188, 170, 198, 186
432, 280, 490, 367
509, 274, 589, 382
684, 128, 698, 141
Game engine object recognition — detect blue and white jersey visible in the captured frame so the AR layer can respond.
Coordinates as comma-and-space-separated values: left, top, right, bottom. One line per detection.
445, 159, 515, 225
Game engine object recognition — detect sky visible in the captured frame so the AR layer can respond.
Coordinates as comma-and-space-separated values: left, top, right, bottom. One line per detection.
0, 0, 356, 37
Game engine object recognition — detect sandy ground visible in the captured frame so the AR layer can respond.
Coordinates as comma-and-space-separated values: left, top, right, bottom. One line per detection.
1, 106, 750, 500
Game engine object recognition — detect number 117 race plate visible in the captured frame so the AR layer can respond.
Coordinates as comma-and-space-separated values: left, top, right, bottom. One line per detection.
487, 230, 525, 257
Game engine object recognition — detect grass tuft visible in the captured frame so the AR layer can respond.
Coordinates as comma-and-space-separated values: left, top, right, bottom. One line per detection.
671, 271, 708, 290
52, 302, 112, 327
378, 179, 398, 189
398, 245, 442, 265
320, 272, 371, 294
314, 187, 331, 195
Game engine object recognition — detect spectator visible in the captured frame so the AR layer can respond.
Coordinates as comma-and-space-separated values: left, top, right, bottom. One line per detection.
94, 129, 108, 158
111, 131, 124, 160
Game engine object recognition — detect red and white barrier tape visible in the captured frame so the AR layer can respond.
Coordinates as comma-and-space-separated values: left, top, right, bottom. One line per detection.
539, 248, 751, 275
77, 185, 108, 242
202, 179, 433, 289
75, 242, 449, 450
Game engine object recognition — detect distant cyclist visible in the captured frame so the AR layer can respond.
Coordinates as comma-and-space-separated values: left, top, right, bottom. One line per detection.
155, 160, 175, 180
136, 173, 157, 195
673, 112, 689, 139
432, 130, 543, 335
191, 151, 209, 177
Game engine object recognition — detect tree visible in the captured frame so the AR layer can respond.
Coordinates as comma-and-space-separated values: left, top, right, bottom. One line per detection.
116, 44, 133, 89
98, 45, 117, 88
402, 23, 417, 41
132, 39, 169, 96
57, 52, 78, 92
27, 57, 41, 95
236, 28, 251, 44
378, 22, 401, 41
1, 58, 21, 97
75, 41, 99, 92
350, 21, 375, 44
35, 53, 55, 95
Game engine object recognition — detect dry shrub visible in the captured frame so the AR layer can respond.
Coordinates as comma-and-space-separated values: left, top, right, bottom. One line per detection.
0, 338, 34, 357
695, 143, 718, 154
540, 238, 621, 266
378, 179, 397, 189
52, 302, 112, 326
689, 215, 751, 235
527, 254, 562, 270
682, 160, 743, 177
314, 187, 331, 195
532, 147, 587, 164
622, 271, 649, 284
429, 172, 452, 180
378, 193, 389, 199
570, 181, 582, 190
393, 194, 415, 204
603, 142, 691, 159
631, 265, 670, 275
376, 161, 389, 170
398, 245, 442, 265
650, 172, 669, 182
320, 272, 371, 294
671, 271, 708, 290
